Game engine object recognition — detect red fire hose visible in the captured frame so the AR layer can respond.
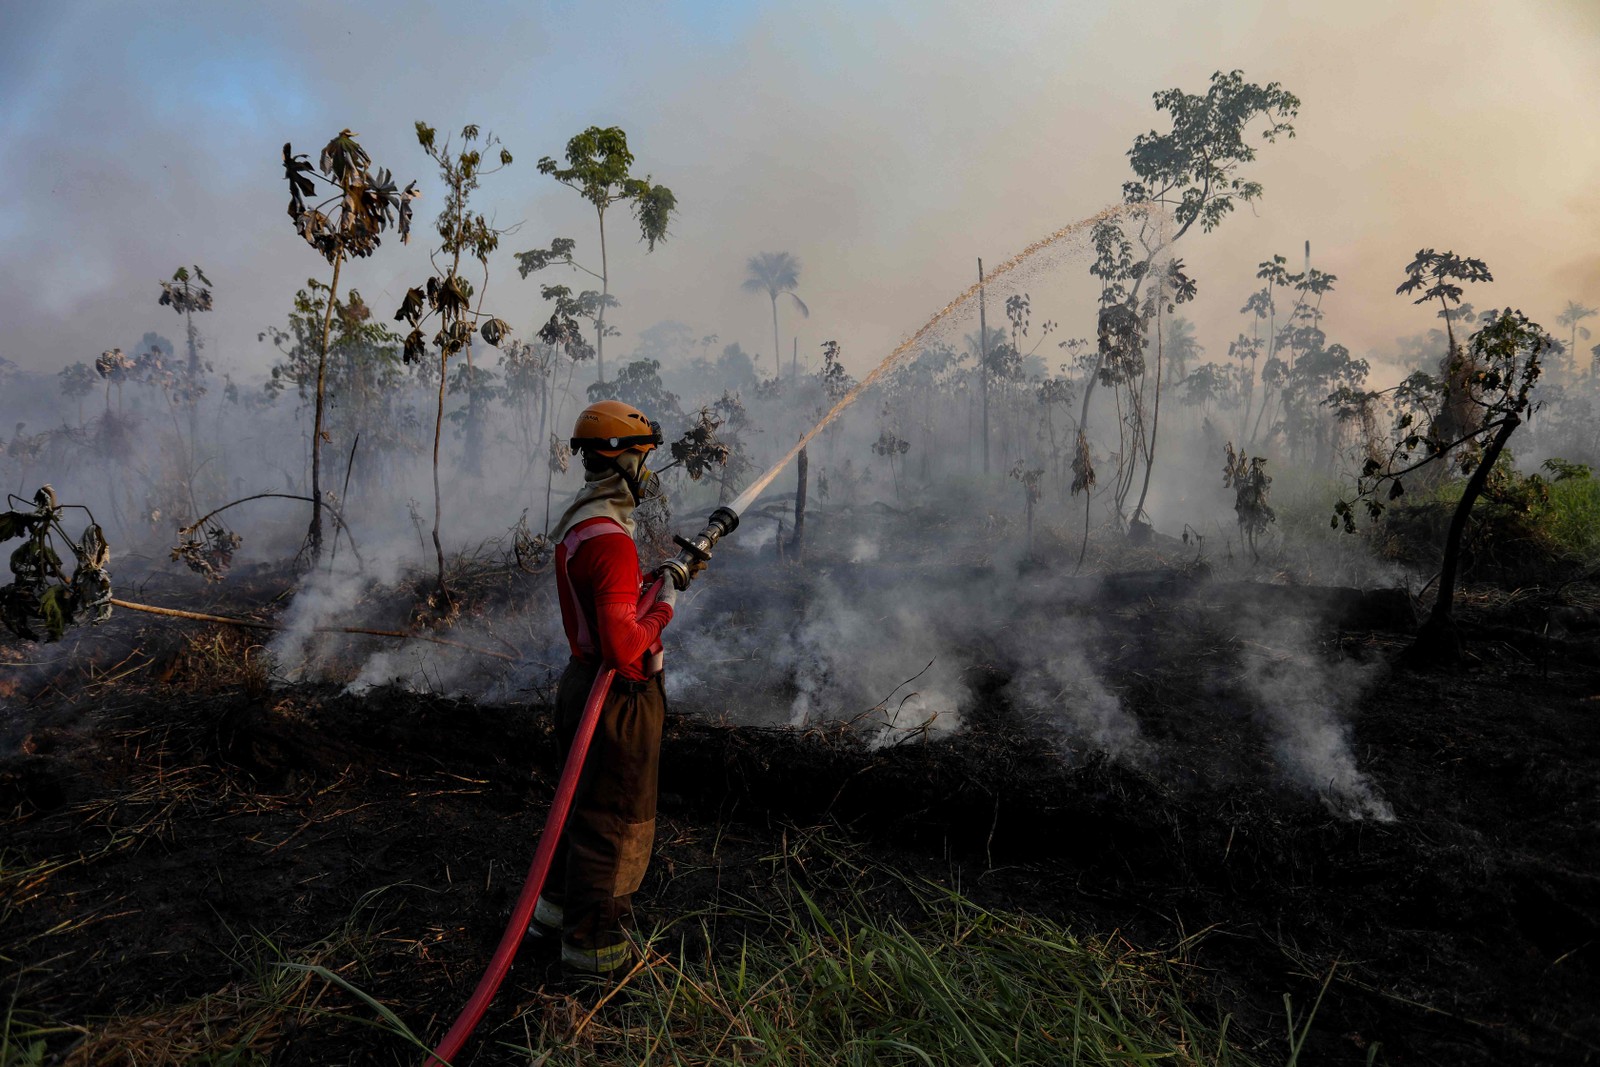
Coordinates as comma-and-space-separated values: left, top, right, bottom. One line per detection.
423, 576, 666, 1066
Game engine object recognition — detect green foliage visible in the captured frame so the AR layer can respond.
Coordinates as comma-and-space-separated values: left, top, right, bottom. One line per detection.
537, 126, 678, 251
1335, 304, 1550, 532
524, 125, 677, 383
1541, 472, 1600, 563
514, 236, 578, 278
1124, 69, 1300, 234
510, 835, 1256, 1066
413, 121, 510, 265
533, 283, 608, 361
0, 486, 112, 643
1375, 456, 1600, 575
261, 282, 419, 472
588, 358, 678, 417
1542, 457, 1592, 482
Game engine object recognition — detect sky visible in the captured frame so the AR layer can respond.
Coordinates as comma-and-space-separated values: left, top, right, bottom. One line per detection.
2, 0, 1598, 384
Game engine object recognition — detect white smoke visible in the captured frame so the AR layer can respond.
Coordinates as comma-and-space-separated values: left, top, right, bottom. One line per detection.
1234, 614, 1395, 822
1008, 624, 1148, 763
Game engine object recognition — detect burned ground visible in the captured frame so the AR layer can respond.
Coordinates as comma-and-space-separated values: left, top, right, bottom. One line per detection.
2, 563, 1598, 1065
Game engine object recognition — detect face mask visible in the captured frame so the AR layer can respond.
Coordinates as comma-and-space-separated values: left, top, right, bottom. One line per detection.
633, 462, 664, 504
615, 451, 664, 506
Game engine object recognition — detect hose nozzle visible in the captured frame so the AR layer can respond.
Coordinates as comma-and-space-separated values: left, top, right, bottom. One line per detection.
658, 506, 739, 590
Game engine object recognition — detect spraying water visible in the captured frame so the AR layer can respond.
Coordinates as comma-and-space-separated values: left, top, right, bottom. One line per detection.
729, 201, 1143, 513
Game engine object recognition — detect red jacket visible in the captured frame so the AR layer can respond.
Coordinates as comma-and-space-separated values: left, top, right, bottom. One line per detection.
555, 517, 672, 681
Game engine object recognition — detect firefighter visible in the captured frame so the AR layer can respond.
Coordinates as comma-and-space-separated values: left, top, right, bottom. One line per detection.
530, 399, 686, 975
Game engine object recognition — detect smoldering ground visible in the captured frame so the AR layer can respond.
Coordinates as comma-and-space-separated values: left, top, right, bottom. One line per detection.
272, 479, 1397, 823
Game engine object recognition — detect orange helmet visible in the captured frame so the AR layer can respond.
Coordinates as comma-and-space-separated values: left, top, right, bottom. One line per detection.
570, 399, 662, 458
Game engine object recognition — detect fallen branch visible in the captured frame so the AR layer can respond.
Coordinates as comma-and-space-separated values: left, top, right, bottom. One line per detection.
107, 598, 516, 662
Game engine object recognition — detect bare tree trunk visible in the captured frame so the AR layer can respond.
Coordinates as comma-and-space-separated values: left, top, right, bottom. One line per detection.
431, 349, 450, 605
771, 294, 782, 382
596, 207, 609, 384
1132, 298, 1165, 527
307, 253, 344, 561
791, 444, 808, 561
1411, 414, 1521, 663
184, 305, 201, 464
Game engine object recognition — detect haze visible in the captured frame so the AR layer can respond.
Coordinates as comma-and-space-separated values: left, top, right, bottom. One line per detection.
2, 0, 1597, 383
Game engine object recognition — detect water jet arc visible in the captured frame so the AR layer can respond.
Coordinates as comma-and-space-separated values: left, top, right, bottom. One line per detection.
422, 201, 1137, 1062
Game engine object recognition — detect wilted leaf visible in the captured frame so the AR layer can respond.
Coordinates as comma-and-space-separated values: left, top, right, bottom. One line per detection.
282, 143, 317, 200
396, 287, 425, 326
480, 317, 512, 347
0, 511, 33, 541
398, 180, 419, 243
402, 328, 427, 365
320, 129, 370, 181
37, 584, 68, 641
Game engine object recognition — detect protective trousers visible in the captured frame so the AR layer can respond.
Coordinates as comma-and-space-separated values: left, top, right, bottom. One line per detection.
549, 658, 664, 969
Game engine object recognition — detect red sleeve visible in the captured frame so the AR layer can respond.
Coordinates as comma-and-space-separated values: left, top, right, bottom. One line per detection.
584, 533, 673, 669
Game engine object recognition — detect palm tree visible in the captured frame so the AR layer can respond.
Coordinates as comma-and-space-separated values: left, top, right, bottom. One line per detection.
1557, 300, 1597, 374
1166, 316, 1203, 381
743, 252, 809, 381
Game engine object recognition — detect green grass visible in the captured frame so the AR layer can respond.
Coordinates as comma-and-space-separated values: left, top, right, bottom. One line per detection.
1540, 476, 1600, 564
7, 838, 1275, 1066
506, 835, 1256, 1066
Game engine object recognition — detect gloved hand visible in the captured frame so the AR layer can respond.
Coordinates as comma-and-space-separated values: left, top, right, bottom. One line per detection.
655, 578, 680, 610
687, 557, 708, 582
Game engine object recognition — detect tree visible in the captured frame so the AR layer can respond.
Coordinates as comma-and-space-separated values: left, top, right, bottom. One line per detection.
1556, 300, 1597, 376
1223, 443, 1275, 562
534, 126, 677, 383
58, 362, 98, 425
1165, 316, 1202, 381
1335, 275, 1550, 662
1395, 249, 1494, 454
742, 252, 810, 382
263, 283, 417, 493
872, 425, 910, 501
1009, 461, 1044, 555
1263, 265, 1369, 468
157, 265, 214, 417
280, 130, 417, 561
394, 122, 514, 609
1073, 71, 1298, 555
1176, 362, 1239, 414
586, 358, 678, 420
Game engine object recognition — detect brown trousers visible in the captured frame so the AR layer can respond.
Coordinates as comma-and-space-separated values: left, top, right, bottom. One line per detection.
550, 659, 665, 949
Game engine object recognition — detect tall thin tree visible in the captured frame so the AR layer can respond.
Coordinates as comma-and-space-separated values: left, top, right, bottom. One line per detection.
536, 126, 676, 384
